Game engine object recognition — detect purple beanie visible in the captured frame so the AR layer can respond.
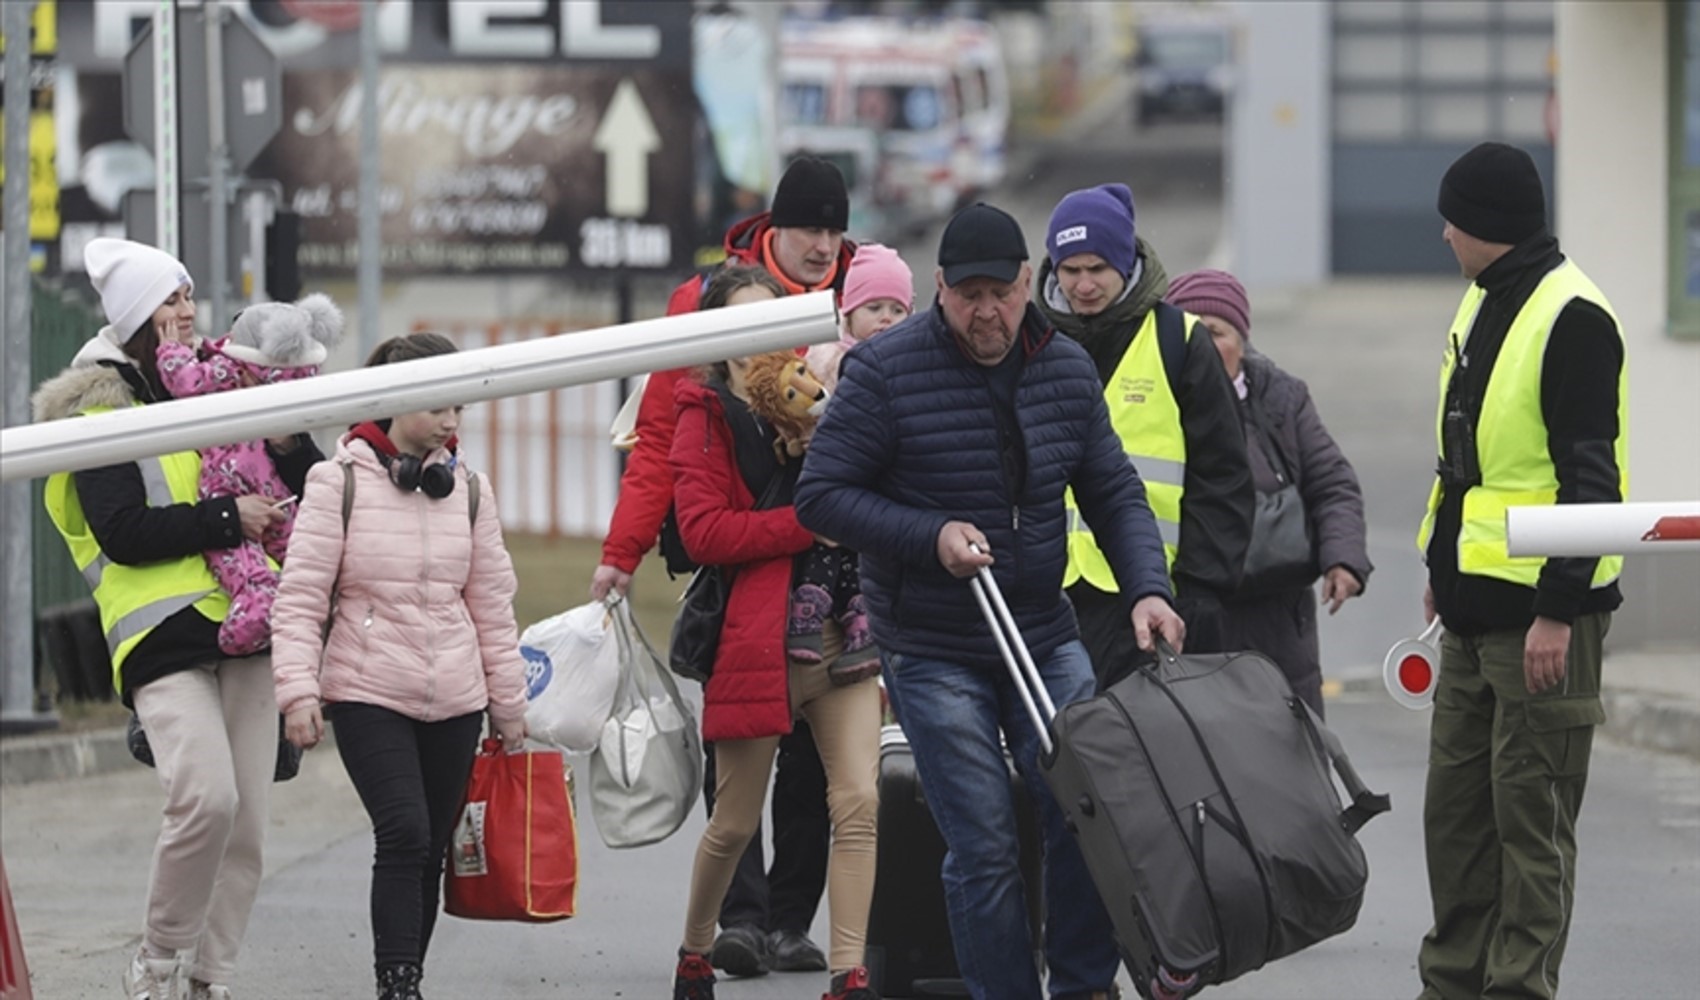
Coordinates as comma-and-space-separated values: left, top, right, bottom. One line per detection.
1167, 269, 1252, 339
1045, 183, 1137, 278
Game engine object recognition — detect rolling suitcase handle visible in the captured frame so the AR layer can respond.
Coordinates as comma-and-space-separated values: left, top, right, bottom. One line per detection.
966, 548, 1059, 755
969, 552, 1204, 1000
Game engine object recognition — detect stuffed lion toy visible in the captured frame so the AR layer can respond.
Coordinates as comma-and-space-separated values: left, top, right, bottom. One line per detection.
742, 350, 831, 460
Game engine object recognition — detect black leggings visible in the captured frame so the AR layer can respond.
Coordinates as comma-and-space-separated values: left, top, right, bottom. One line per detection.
329, 702, 483, 968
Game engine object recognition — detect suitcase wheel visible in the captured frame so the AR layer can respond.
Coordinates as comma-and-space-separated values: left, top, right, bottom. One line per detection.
1149, 967, 1199, 999
1077, 795, 1096, 818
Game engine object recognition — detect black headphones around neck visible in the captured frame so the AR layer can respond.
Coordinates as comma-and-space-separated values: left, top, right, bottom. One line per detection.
376, 450, 457, 499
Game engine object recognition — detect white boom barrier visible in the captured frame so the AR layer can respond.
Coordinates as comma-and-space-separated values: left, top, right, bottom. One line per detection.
1506, 501, 1700, 557
0, 291, 838, 483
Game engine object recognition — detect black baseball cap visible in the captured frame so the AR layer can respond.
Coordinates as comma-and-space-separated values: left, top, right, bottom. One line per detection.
938, 202, 1029, 287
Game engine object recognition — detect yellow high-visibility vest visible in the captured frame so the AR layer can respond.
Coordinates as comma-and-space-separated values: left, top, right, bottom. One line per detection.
43, 404, 229, 692
1416, 261, 1628, 587
1064, 309, 1189, 591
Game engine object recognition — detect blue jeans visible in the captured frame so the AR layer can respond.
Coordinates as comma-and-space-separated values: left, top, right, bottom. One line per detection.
883, 640, 1119, 999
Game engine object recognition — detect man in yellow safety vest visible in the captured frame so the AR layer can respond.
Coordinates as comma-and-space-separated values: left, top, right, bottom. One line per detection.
1035, 183, 1253, 689
1415, 141, 1628, 1000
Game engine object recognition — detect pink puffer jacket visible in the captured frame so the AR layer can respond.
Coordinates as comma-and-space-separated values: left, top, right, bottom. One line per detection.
270, 435, 527, 724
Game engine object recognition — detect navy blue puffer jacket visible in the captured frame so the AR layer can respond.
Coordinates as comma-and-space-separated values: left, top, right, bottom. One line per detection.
795, 302, 1171, 669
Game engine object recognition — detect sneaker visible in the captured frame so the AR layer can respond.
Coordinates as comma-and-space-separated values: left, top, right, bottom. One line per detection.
375, 962, 423, 1000
187, 982, 232, 1000
822, 965, 879, 999
709, 925, 768, 978
673, 950, 716, 1000
766, 929, 827, 972
123, 948, 182, 1000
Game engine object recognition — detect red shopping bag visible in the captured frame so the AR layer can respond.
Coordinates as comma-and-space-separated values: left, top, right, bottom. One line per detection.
0, 852, 32, 1000
444, 739, 577, 922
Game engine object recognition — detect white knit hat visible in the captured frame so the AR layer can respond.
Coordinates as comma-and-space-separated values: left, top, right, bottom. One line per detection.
83, 238, 193, 343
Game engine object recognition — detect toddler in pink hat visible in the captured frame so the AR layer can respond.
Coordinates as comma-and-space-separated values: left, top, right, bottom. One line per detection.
806, 243, 914, 390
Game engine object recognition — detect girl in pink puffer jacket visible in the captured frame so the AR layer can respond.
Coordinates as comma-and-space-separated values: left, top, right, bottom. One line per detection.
156, 293, 344, 655
268, 332, 527, 1000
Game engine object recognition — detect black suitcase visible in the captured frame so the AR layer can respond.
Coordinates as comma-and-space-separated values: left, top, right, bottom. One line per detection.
865, 724, 1043, 997
968, 566, 1390, 998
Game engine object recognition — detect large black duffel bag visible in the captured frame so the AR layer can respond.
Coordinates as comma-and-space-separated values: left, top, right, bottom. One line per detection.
1047, 643, 1390, 994
968, 566, 1389, 998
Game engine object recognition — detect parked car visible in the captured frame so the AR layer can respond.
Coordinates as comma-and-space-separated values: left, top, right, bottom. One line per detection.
1133, 19, 1233, 126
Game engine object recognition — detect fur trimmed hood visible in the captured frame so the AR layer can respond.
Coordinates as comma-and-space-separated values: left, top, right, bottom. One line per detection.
32, 333, 140, 422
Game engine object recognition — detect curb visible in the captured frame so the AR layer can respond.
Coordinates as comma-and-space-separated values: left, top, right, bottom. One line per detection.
1, 723, 339, 789
0, 727, 134, 787
1330, 673, 1700, 762
1599, 688, 1700, 760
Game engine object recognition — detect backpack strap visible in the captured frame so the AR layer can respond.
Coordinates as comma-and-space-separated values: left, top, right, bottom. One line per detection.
341, 461, 355, 536
1153, 301, 1187, 397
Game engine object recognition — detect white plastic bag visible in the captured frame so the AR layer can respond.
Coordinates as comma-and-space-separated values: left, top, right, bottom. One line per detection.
588, 600, 702, 848
519, 600, 623, 753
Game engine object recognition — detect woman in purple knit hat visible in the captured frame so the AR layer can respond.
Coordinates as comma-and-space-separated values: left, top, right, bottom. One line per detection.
1166, 268, 1373, 717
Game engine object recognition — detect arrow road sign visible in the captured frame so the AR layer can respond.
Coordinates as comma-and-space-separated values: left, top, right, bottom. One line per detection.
593, 78, 659, 218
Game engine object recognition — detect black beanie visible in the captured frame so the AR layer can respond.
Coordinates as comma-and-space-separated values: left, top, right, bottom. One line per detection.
1437, 142, 1547, 245
769, 155, 849, 231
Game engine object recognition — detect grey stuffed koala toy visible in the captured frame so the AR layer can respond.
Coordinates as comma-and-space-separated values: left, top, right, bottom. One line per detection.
222, 292, 344, 369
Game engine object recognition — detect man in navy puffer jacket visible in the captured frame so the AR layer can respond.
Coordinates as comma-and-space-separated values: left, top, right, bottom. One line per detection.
796, 203, 1184, 1000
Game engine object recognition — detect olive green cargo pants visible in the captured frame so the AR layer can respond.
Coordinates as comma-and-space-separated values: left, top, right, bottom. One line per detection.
1416, 613, 1608, 1000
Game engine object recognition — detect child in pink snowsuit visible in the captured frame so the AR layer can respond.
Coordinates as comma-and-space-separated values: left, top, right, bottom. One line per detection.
803, 242, 914, 391
156, 293, 344, 655
788, 245, 915, 677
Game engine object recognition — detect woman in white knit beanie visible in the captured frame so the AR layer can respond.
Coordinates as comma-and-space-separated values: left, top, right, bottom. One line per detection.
32, 238, 325, 1000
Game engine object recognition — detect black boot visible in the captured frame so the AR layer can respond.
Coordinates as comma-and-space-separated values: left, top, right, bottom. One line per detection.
376, 962, 424, 1000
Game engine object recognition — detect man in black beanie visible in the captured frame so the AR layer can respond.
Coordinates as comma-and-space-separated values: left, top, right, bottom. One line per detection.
1415, 140, 1628, 1000
592, 154, 858, 983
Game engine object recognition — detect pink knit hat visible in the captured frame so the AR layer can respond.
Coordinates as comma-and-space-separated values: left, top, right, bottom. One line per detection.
1167, 268, 1252, 339
840, 243, 914, 316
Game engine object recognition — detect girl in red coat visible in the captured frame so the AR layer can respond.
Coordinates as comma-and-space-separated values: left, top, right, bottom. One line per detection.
670, 268, 880, 1000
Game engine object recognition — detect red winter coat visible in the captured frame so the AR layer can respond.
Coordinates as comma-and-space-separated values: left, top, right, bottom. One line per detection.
669, 376, 813, 742
598, 212, 856, 573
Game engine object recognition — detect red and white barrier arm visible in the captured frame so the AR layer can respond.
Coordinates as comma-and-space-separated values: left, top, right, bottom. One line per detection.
1506, 502, 1700, 557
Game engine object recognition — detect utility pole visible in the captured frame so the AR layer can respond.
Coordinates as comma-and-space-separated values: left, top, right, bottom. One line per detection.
357, 2, 381, 357
2, 0, 51, 731
204, 0, 230, 333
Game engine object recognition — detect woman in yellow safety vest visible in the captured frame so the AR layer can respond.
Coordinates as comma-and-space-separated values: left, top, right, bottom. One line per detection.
31, 238, 322, 1000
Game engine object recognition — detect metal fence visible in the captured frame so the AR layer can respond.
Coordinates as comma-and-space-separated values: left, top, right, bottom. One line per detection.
30, 279, 98, 612
29, 278, 112, 702
418, 320, 621, 538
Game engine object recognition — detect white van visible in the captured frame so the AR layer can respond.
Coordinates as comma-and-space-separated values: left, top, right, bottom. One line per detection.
945, 19, 1011, 196
780, 18, 1009, 232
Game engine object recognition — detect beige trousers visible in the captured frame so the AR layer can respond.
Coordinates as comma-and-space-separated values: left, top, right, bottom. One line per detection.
683, 627, 882, 972
131, 654, 276, 985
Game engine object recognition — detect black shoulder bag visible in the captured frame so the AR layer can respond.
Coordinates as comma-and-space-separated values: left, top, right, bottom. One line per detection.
1239, 391, 1320, 596
668, 382, 794, 683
